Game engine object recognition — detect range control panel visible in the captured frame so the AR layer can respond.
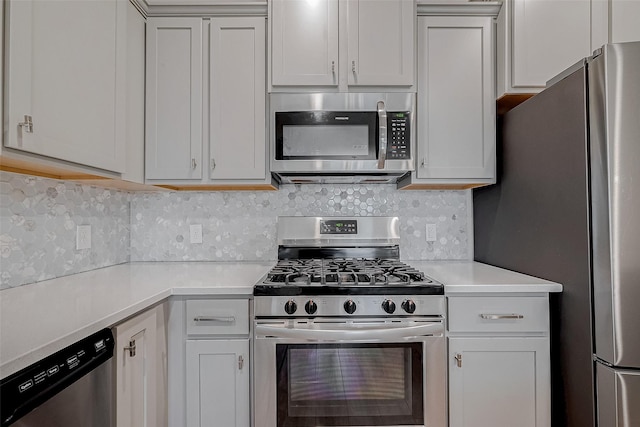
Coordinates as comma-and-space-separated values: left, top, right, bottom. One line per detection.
386, 112, 410, 159
320, 219, 358, 235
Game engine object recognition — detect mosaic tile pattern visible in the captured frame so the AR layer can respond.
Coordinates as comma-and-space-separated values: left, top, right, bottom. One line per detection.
130, 185, 472, 262
1, 172, 472, 289
0, 172, 130, 289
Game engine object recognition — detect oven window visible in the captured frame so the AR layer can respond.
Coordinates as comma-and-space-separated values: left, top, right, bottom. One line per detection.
276, 343, 423, 427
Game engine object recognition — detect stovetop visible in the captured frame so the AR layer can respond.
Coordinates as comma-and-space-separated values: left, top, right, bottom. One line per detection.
254, 258, 443, 296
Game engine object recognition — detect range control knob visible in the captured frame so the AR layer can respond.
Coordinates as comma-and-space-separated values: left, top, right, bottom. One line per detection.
344, 299, 357, 314
284, 300, 297, 315
402, 299, 416, 314
305, 300, 318, 315
381, 299, 396, 314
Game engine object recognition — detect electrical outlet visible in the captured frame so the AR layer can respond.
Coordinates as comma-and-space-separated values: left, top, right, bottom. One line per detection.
190, 224, 203, 244
76, 225, 91, 250
425, 224, 437, 242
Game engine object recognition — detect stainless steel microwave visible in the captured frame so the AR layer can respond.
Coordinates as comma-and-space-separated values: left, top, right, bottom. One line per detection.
270, 93, 415, 184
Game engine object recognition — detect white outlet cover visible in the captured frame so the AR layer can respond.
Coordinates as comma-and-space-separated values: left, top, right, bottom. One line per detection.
425, 224, 437, 242
190, 224, 203, 244
76, 225, 91, 250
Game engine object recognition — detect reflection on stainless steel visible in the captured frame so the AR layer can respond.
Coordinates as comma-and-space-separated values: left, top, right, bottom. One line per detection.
589, 42, 640, 369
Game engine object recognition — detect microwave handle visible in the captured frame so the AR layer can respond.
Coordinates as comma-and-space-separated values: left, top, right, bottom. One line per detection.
377, 101, 387, 169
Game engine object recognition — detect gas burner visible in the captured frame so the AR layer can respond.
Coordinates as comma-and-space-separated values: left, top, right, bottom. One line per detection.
254, 217, 444, 298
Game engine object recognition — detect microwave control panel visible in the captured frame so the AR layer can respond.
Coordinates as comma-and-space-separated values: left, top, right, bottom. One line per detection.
387, 112, 410, 159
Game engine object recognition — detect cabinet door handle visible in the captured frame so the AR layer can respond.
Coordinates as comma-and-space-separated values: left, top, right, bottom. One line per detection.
18, 115, 34, 133
420, 158, 426, 168
123, 340, 136, 357
331, 60, 335, 75
351, 60, 357, 74
193, 316, 236, 323
191, 158, 197, 170
238, 355, 244, 370
454, 353, 462, 368
479, 313, 524, 320
211, 158, 216, 171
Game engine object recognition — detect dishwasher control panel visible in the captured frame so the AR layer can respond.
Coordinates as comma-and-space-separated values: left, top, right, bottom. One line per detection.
0, 328, 114, 426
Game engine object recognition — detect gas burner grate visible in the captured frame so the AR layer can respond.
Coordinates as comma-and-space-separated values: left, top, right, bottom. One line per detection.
264, 258, 434, 287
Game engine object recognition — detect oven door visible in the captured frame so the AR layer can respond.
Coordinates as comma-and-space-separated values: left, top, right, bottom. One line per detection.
254, 318, 446, 427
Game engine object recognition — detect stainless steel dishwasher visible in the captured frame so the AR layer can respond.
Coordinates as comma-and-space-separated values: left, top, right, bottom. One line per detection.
0, 328, 115, 427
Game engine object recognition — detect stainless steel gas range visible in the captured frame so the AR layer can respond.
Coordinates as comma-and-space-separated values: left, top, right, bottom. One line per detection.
253, 217, 446, 427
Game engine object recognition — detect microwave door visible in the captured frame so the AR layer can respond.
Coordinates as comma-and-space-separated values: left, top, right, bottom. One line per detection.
275, 111, 378, 162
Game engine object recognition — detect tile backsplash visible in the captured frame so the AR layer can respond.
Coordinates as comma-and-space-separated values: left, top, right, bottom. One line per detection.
1, 172, 472, 289
0, 172, 130, 289
130, 185, 472, 262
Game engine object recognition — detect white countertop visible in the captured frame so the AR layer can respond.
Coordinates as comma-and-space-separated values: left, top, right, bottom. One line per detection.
0, 262, 273, 379
0, 260, 561, 379
413, 261, 563, 294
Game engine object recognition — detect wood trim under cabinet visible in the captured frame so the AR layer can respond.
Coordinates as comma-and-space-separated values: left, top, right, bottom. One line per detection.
157, 184, 278, 191
399, 183, 490, 190
497, 93, 536, 116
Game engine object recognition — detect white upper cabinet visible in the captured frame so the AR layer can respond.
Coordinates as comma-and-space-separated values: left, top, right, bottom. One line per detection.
399, 14, 495, 188
145, 17, 271, 187
593, 0, 640, 47
209, 18, 266, 181
145, 18, 203, 180
497, 0, 591, 96
270, 0, 415, 91
271, 0, 339, 86
4, 0, 126, 173
346, 0, 414, 86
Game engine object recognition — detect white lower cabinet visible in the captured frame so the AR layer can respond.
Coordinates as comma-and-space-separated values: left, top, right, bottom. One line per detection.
186, 340, 250, 427
448, 337, 550, 427
168, 297, 251, 427
447, 295, 551, 427
114, 304, 168, 427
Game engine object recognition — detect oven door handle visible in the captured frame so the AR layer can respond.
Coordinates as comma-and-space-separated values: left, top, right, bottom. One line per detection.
255, 322, 442, 341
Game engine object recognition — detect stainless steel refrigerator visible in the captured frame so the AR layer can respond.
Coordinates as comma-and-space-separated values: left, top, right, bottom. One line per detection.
474, 42, 640, 427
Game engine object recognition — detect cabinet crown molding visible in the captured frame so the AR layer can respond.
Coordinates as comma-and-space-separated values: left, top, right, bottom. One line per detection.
417, 0, 501, 17
132, 0, 267, 17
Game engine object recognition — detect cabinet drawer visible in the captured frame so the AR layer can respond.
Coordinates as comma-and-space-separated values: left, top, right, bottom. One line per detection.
448, 296, 548, 333
186, 299, 249, 336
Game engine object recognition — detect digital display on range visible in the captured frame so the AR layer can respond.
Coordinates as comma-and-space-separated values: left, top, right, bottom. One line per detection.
320, 220, 358, 234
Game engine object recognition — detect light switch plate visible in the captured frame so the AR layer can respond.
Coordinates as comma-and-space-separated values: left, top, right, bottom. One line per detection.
76, 225, 91, 250
190, 224, 203, 244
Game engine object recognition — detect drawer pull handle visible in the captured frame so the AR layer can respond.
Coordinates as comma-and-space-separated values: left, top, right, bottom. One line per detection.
194, 316, 236, 323
479, 313, 524, 320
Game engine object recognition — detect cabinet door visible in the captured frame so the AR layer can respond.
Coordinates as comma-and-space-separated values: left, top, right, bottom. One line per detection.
610, 0, 640, 43
511, 0, 590, 89
186, 340, 250, 427
209, 18, 266, 180
115, 308, 158, 427
449, 337, 551, 427
271, 0, 338, 86
346, 0, 414, 86
146, 18, 203, 180
4, 0, 126, 173
416, 17, 494, 180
